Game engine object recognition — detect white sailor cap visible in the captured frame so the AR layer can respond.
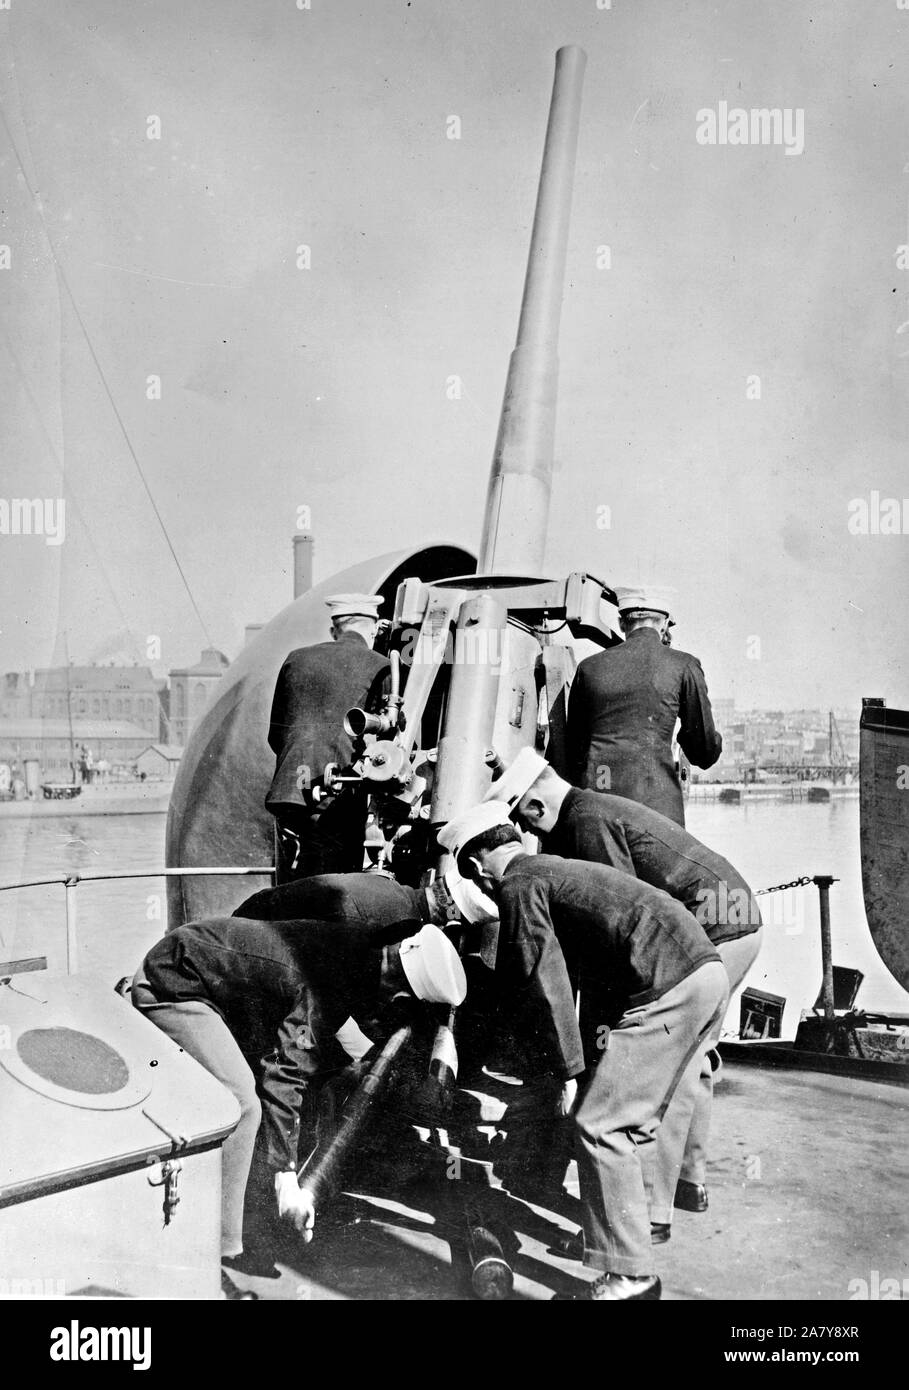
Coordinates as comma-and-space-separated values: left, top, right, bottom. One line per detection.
437, 801, 513, 860
613, 584, 676, 625
483, 747, 549, 812
443, 865, 499, 925
325, 593, 384, 620
399, 925, 467, 1006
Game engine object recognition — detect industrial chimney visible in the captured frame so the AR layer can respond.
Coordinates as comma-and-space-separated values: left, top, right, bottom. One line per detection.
293, 532, 314, 598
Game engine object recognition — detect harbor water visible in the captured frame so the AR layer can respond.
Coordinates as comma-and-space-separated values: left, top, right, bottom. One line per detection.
0, 796, 906, 1040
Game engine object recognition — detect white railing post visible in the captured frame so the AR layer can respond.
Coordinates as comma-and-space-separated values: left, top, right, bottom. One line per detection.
64, 876, 79, 974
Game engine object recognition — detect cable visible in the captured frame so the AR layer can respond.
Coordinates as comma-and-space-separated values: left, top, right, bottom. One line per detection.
1, 330, 145, 663
0, 102, 214, 649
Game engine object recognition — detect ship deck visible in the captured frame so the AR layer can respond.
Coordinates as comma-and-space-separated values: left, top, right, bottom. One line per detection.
226, 1058, 909, 1302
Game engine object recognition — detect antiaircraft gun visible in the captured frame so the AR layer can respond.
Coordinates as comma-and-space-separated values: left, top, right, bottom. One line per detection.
166, 46, 622, 1296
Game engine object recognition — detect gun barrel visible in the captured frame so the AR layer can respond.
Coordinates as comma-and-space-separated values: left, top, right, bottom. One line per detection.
477, 45, 587, 576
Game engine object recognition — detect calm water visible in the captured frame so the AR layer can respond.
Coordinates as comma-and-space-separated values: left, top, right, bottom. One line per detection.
1, 797, 906, 1037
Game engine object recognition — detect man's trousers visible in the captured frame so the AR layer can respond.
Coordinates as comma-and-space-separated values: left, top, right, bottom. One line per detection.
573, 960, 728, 1276
132, 980, 261, 1260
646, 928, 763, 1226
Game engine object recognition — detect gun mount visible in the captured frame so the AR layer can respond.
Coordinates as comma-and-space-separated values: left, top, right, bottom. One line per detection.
165, 48, 618, 1293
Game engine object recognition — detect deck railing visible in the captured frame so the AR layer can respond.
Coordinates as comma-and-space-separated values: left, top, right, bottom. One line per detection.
0, 866, 275, 974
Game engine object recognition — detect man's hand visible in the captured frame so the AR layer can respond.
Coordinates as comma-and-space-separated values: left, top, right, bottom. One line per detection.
275, 1173, 316, 1242
556, 1077, 579, 1118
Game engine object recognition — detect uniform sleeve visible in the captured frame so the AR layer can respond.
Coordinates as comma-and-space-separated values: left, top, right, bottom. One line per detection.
256, 984, 349, 1173
496, 876, 585, 1079
565, 665, 590, 785
267, 661, 291, 757
363, 659, 392, 715
677, 658, 723, 769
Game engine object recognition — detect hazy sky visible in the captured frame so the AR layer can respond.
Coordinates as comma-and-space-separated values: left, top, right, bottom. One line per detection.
1, 0, 907, 713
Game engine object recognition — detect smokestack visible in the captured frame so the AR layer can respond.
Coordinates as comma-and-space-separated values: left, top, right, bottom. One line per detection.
244, 624, 264, 647
293, 532, 314, 598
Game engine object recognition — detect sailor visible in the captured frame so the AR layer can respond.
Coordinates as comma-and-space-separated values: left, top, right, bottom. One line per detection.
485, 747, 763, 1239
566, 585, 722, 826
131, 915, 465, 1272
233, 868, 454, 931
266, 594, 390, 881
438, 801, 728, 1302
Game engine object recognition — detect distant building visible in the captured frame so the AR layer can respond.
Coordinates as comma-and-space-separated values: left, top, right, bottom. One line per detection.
760, 730, 804, 765
167, 648, 230, 745
136, 744, 184, 779
1, 665, 166, 738
712, 696, 736, 732
0, 720, 153, 780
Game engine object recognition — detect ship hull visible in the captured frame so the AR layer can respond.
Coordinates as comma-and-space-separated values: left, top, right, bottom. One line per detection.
860, 700, 909, 994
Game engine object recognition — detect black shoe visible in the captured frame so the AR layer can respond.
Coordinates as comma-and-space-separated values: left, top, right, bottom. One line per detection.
222, 1250, 280, 1279
550, 1230, 584, 1260
674, 1179, 708, 1213
220, 1269, 259, 1301
559, 1273, 661, 1302
553, 1226, 670, 1254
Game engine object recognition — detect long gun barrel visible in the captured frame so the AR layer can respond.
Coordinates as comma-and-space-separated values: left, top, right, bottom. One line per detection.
477, 45, 587, 577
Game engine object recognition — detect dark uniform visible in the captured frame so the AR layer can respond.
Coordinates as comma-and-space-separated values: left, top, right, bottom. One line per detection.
566, 627, 722, 825
266, 631, 389, 880
492, 853, 726, 1277
234, 872, 426, 928
544, 786, 762, 1227
132, 913, 419, 1257
544, 787, 761, 946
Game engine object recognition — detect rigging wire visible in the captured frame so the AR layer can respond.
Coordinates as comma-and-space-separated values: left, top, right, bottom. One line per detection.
1, 330, 143, 656
0, 330, 176, 740
0, 101, 215, 650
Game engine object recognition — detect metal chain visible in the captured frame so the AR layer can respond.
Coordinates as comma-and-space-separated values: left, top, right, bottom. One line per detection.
755, 875, 814, 896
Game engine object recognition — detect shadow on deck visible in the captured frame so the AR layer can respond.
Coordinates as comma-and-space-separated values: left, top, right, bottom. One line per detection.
225, 1060, 909, 1302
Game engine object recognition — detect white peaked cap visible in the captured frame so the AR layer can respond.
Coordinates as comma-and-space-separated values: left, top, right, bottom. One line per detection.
443, 866, 499, 925
325, 593, 384, 619
436, 801, 513, 859
483, 747, 550, 811
613, 584, 676, 622
399, 926, 467, 1006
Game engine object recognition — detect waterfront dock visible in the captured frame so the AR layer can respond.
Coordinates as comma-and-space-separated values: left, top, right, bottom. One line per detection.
0, 782, 173, 819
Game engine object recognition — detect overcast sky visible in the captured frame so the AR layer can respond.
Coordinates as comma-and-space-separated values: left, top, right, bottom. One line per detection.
1, 0, 907, 713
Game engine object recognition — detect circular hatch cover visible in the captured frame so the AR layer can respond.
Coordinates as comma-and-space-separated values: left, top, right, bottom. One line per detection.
18, 1028, 130, 1093
0, 1024, 151, 1110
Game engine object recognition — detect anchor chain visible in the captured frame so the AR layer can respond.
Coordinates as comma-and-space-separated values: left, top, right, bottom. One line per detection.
755, 875, 813, 896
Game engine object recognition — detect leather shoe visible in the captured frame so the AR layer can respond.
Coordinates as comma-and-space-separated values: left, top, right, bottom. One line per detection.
220, 1269, 259, 1301
561, 1273, 661, 1302
674, 1179, 708, 1213
554, 1225, 671, 1255
222, 1249, 280, 1279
